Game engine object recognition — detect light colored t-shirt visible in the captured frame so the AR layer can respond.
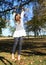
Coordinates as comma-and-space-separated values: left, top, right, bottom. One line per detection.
13, 11, 26, 37
15, 21, 24, 30
15, 10, 25, 31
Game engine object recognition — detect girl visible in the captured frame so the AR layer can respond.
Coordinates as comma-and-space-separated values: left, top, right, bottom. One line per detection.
12, 8, 26, 61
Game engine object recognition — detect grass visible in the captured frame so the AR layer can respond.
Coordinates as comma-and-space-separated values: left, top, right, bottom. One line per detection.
0, 50, 46, 65
0, 37, 46, 65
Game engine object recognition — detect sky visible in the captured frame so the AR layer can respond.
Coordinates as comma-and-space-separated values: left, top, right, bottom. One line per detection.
2, 2, 34, 36
2, 1, 46, 36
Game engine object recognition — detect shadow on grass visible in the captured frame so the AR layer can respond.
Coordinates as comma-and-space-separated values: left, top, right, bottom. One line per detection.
0, 56, 12, 65
0, 42, 46, 56
0, 43, 13, 53
21, 50, 46, 56
22, 43, 46, 49
21, 43, 46, 56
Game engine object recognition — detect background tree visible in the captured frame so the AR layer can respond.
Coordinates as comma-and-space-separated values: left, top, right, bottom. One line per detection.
0, 0, 33, 35
0, 17, 6, 36
0, 0, 46, 36
0, 0, 14, 35
26, 0, 46, 37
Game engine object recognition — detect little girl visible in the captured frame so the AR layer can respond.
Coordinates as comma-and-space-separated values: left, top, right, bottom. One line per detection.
12, 8, 26, 61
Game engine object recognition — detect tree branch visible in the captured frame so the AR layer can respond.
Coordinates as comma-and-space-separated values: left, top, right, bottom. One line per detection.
0, 0, 32, 13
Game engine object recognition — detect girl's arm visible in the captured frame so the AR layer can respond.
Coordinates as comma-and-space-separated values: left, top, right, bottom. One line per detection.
20, 9, 25, 28
21, 10, 25, 20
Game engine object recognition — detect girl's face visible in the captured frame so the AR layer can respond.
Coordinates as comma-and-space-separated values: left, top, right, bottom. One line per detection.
15, 14, 21, 21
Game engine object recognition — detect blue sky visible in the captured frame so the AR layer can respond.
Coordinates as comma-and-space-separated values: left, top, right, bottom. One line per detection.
2, 1, 46, 36
2, 2, 33, 36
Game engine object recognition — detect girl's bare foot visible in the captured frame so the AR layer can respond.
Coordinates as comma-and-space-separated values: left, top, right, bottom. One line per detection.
12, 53, 17, 62
12, 53, 15, 60
18, 55, 20, 61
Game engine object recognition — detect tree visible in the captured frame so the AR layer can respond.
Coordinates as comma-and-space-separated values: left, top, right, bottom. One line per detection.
0, 0, 33, 35
0, 0, 46, 36
0, 0, 14, 34
0, 17, 6, 36
26, 0, 46, 37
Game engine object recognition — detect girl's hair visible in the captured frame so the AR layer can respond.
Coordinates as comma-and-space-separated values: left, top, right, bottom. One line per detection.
14, 13, 21, 23
15, 13, 18, 21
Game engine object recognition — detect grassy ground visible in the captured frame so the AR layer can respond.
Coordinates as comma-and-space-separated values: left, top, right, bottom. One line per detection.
0, 37, 46, 65
0, 50, 46, 65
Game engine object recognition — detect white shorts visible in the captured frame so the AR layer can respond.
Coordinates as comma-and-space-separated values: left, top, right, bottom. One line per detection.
13, 29, 26, 37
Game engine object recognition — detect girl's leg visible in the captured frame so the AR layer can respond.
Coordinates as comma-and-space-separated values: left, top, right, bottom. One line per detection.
18, 37, 23, 60
12, 38, 18, 60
